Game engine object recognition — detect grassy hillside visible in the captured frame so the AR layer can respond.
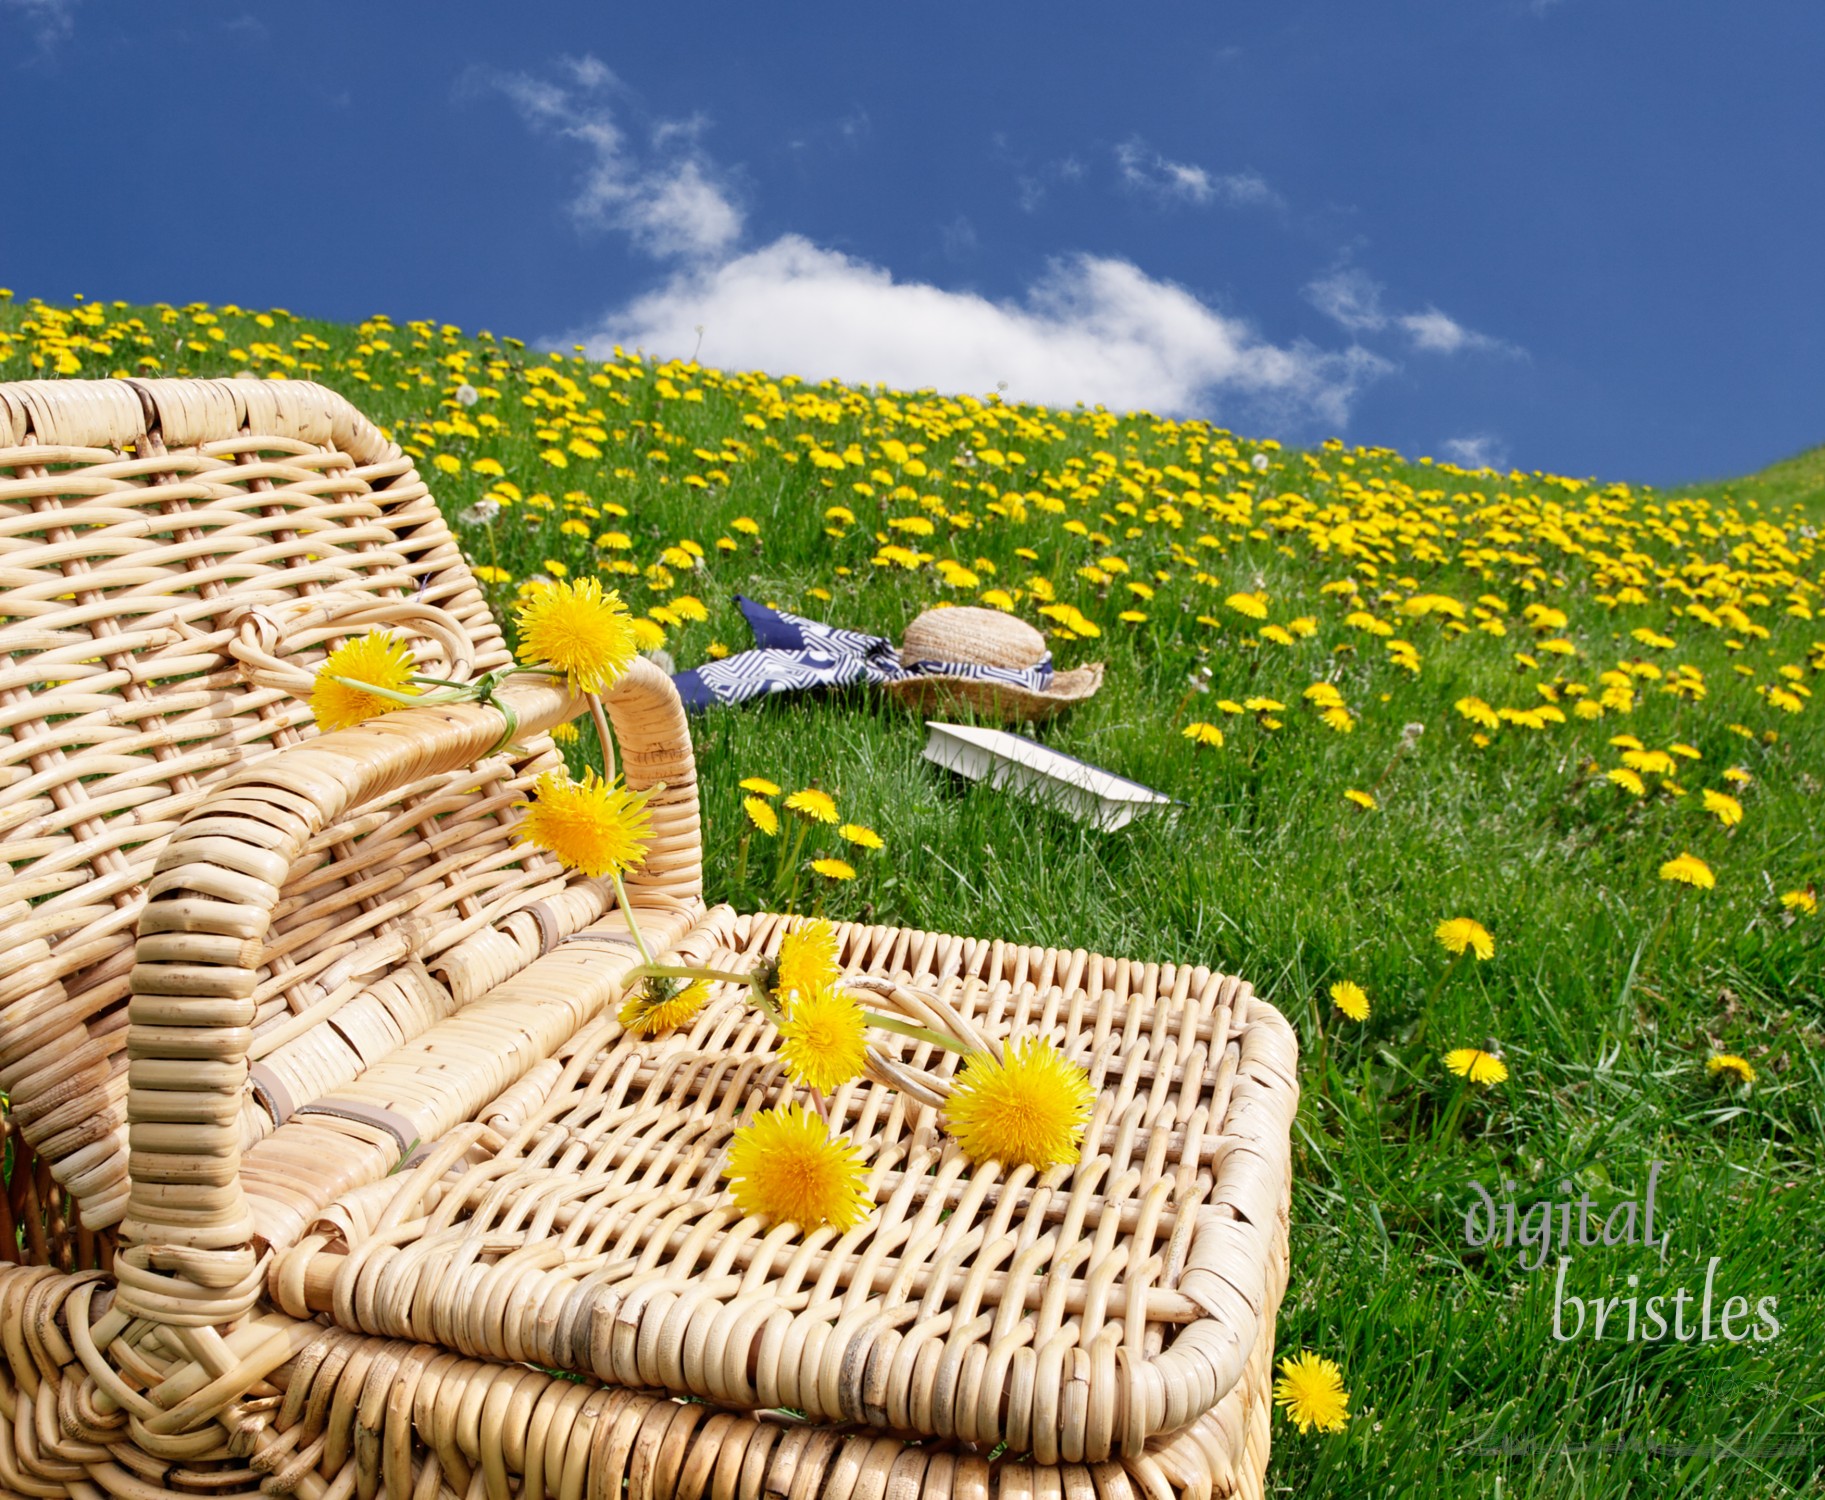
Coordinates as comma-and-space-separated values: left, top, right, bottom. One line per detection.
1678, 442, 1825, 514
4, 292, 1823, 1496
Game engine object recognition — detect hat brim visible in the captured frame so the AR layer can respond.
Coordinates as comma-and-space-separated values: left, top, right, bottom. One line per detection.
881, 663, 1103, 724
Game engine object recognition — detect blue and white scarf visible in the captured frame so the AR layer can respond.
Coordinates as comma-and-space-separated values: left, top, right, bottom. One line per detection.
673, 596, 1055, 710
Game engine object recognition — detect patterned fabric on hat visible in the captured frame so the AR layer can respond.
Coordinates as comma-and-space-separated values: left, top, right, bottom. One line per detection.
673, 597, 1054, 710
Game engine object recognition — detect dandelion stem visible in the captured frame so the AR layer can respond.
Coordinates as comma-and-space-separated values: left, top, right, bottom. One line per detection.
630, 962, 758, 988
1307, 989, 1330, 1102
860, 1011, 973, 1055
629, 962, 780, 1019
1411, 949, 1465, 1049
590, 695, 617, 783
1437, 1080, 1471, 1146
609, 872, 653, 967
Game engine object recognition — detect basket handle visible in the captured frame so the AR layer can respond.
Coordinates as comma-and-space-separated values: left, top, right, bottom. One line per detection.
116, 658, 699, 1329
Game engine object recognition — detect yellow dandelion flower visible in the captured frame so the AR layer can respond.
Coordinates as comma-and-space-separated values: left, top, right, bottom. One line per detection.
777, 919, 842, 1001
1706, 1053, 1755, 1085
722, 1103, 872, 1233
811, 857, 857, 880
945, 1038, 1095, 1172
1183, 721, 1225, 748
1225, 592, 1269, 620
1435, 918, 1495, 960
1780, 889, 1816, 915
1722, 767, 1752, 785
1444, 1047, 1509, 1085
618, 978, 710, 1036
778, 983, 868, 1093
739, 776, 782, 796
1329, 981, 1370, 1022
310, 630, 420, 732
1321, 706, 1356, 734
550, 720, 580, 744
785, 788, 839, 824
838, 823, 885, 850
515, 769, 652, 878
1700, 789, 1743, 827
1272, 1352, 1351, 1435
1605, 767, 1646, 796
744, 796, 780, 836
1344, 789, 1377, 811
514, 576, 638, 695
1658, 852, 1715, 890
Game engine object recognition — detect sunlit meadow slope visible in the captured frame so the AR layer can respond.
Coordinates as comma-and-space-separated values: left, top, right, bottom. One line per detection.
4, 293, 1823, 1495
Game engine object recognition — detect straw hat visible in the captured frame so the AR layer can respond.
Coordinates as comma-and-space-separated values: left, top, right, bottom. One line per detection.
883, 606, 1104, 723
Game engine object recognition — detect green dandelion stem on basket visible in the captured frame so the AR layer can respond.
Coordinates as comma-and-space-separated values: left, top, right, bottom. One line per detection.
859, 1010, 974, 1056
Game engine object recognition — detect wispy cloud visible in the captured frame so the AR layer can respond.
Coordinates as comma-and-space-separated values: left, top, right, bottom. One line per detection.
467, 54, 743, 261
1012, 153, 1085, 214
485, 59, 1393, 433
2, 0, 80, 47
1305, 265, 1520, 357
1116, 138, 1280, 209
581, 238, 1389, 430
1440, 434, 1508, 469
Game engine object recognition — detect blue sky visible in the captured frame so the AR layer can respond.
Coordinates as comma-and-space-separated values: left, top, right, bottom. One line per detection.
2, 0, 1819, 485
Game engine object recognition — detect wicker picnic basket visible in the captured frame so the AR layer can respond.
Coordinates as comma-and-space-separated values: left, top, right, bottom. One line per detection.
0, 377, 1299, 1500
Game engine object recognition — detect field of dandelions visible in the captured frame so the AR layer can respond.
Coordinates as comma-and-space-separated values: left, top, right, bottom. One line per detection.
4, 292, 1822, 1496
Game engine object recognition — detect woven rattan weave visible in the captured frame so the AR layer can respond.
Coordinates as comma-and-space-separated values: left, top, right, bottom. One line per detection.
0, 378, 1298, 1500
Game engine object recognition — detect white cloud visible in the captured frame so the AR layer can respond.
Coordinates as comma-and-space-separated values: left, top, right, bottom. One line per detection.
484, 60, 1393, 431
1398, 308, 1491, 355
1441, 434, 1508, 469
3, 0, 79, 45
581, 236, 1389, 429
1306, 265, 1518, 356
1304, 267, 1388, 332
1116, 139, 1280, 209
472, 54, 742, 261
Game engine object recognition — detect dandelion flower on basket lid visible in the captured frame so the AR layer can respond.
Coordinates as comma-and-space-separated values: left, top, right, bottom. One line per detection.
311, 630, 419, 733
515, 769, 651, 879
1273, 1352, 1351, 1435
1444, 1047, 1509, 1085
514, 576, 638, 695
776, 919, 842, 1001
778, 983, 868, 1095
945, 1038, 1095, 1173
618, 977, 709, 1037
722, 1103, 872, 1233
